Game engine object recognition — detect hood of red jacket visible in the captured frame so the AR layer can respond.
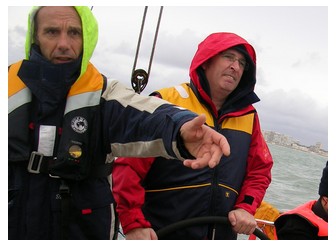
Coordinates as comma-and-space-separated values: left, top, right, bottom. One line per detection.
189, 32, 258, 115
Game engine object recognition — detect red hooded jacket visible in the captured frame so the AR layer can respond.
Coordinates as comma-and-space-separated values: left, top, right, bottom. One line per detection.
112, 32, 273, 239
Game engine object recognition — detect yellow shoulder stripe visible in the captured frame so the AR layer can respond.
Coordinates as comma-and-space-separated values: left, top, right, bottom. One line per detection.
8, 61, 24, 97
222, 113, 254, 134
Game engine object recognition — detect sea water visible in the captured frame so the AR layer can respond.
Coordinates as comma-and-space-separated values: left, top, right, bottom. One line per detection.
238, 143, 328, 240
264, 143, 328, 212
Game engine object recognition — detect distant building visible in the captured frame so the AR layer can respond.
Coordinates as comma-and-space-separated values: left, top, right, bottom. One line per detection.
262, 130, 328, 157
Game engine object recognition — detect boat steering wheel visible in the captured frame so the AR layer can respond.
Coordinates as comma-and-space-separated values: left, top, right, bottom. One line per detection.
156, 216, 270, 240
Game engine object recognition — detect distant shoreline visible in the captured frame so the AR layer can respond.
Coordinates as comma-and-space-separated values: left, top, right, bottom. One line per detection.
262, 130, 327, 157
267, 142, 328, 158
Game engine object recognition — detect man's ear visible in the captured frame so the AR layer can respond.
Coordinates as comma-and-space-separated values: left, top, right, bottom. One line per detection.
201, 61, 209, 70
34, 34, 39, 45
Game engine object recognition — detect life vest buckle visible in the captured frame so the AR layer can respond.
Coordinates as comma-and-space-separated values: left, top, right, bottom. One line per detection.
27, 151, 44, 174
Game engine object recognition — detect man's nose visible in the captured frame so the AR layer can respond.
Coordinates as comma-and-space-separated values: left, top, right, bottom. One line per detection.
56, 33, 71, 50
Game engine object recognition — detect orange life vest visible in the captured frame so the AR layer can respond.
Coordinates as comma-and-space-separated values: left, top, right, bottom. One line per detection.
274, 200, 328, 239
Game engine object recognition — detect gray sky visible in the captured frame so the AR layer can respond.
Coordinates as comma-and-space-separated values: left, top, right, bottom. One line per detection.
7, 3, 329, 150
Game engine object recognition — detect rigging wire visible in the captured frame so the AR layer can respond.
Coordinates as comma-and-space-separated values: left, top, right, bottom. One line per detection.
132, 7, 148, 76
131, 6, 164, 94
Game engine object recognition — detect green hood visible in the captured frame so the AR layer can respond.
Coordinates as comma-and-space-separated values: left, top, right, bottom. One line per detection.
25, 6, 98, 78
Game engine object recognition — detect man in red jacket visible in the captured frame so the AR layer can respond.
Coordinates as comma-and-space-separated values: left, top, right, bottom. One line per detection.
112, 32, 273, 240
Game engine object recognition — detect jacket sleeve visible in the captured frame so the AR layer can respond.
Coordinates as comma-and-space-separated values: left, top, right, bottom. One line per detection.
112, 157, 155, 234
101, 79, 197, 160
234, 112, 273, 214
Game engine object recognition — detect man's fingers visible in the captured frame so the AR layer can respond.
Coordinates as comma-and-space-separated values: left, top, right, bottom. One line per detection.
183, 159, 200, 169
208, 147, 223, 168
209, 128, 230, 157
183, 158, 204, 169
183, 152, 212, 169
192, 114, 206, 129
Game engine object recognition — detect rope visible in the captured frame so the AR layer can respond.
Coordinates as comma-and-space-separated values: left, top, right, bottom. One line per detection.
132, 6, 148, 74
131, 6, 164, 93
147, 6, 163, 79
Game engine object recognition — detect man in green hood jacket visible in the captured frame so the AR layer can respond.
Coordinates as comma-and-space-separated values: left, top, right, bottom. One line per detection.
8, 6, 230, 239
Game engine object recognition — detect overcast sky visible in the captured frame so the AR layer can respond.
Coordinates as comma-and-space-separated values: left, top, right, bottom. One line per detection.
7, 3, 330, 150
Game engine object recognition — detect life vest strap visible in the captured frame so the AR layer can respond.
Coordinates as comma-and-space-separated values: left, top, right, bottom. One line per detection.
27, 151, 55, 175
27, 151, 112, 178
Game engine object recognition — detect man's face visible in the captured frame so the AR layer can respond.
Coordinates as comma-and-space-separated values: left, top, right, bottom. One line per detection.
202, 49, 245, 99
35, 6, 83, 64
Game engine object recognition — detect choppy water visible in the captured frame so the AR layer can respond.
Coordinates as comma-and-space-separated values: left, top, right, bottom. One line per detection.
237, 144, 327, 240
264, 144, 328, 212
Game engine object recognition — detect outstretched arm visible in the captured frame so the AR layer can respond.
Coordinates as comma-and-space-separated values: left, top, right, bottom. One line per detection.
180, 114, 230, 169
103, 80, 230, 168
